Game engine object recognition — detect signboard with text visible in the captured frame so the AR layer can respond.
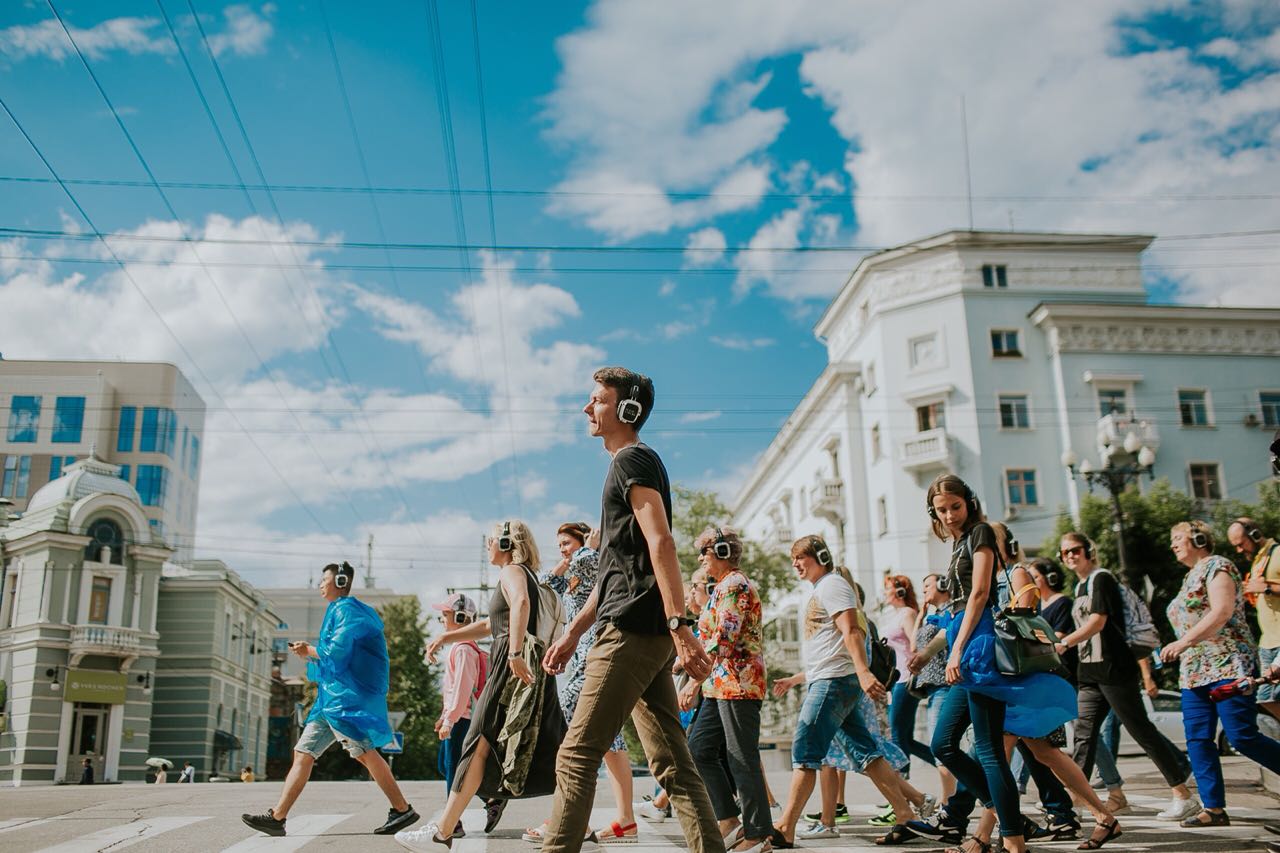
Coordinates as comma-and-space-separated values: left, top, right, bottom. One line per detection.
65, 670, 127, 704
381, 732, 405, 755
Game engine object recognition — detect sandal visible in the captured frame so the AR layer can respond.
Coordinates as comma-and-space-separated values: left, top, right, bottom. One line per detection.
945, 837, 991, 853
1077, 819, 1121, 850
596, 821, 638, 844
875, 823, 917, 845
768, 828, 795, 849
484, 798, 508, 833
1181, 809, 1229, 827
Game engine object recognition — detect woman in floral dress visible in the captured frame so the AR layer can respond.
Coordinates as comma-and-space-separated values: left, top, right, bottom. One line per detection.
1161, 519, 1280, 828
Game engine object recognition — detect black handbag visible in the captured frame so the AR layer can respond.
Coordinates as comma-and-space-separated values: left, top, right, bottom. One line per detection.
990, 554, 1063, 677
865, 619, 900, 690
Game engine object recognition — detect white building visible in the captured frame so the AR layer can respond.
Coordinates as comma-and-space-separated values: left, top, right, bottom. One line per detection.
0, 360, 206, 564
734, 230, 1280, 598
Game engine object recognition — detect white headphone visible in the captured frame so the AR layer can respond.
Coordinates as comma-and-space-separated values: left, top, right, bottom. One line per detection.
617, 385, 643, 425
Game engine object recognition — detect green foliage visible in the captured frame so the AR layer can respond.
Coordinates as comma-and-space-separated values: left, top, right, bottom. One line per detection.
672, 484, 795, 608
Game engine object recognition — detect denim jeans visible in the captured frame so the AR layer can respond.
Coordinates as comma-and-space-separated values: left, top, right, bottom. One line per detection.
1092, 711, 1124, 789
792, 675, 879, 770
688, 698, 771, 839
889, 682, 936, 775
931, 685, 1023, 837
438, 717, 471, 792
1182, 680, 1280, 809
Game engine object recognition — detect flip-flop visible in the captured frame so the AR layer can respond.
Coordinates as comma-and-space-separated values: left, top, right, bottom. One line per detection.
596, 821, 638, 844
769, 828, 795, 849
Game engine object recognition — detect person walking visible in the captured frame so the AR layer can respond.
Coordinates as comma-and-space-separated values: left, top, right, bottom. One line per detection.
79, 758, 93, 785
426, 592, 485, 837
882, 574, 935, 784
1161, 520, 1280, 827
1235, 517, 1280, 720
242, 561, 418, 838
1053, 531, 1198, 822
178, 761, 195, 783
399, 521, 568, 850
685, 525, 771, 853
524, 522, 636, 844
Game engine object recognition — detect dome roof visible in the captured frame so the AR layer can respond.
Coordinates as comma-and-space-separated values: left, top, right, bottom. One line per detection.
26, 453, 142, 514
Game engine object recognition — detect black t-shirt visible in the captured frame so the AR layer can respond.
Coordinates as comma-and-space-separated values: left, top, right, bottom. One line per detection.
947, 522, 999, 607
1041, 595, 1077, 680
595, 443, 673, 635
1072, 569, 1137, 685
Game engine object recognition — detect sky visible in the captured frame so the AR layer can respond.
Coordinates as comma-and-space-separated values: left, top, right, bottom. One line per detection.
1, 1, 1278, 601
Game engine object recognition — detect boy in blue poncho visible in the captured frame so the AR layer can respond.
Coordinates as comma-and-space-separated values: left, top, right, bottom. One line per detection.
242, 562, 420, 838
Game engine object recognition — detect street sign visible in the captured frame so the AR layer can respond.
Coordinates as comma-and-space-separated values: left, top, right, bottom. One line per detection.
381, 732, 405, 755
387, 711, 407, 730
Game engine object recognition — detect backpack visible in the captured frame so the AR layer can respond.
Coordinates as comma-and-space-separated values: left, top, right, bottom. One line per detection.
865, 618, 901, 690
522, 565, 566, 647
456, 641, 488, 700
1089, 569, 1160, 655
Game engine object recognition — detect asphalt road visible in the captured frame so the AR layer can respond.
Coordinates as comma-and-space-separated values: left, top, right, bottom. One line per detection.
2, 756, 1280, 852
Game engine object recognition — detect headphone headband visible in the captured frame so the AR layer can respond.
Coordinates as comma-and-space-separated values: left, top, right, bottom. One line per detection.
809, 535, 833, 567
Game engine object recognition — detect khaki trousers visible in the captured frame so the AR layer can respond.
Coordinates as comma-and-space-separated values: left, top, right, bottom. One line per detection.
542, 623, 724, 853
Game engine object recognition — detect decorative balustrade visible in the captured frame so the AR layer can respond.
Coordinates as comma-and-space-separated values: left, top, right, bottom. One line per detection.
900, 427, 952, 471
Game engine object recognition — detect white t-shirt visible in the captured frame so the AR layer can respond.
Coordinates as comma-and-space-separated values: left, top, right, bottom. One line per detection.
801, 572, 862, 681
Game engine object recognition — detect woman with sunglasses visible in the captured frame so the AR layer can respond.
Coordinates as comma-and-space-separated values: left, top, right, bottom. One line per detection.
1161, 520, 1280, 828
685, 526, 770, 853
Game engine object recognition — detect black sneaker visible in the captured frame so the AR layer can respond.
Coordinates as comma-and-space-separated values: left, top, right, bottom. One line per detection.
904, 812, 965, 844
375, 805, 420, 835
804, 803, 848, 822
453, 821, 466, 838
484, 798, 508, 833
1039, 814, 1080, 840
242, 809, 287, 837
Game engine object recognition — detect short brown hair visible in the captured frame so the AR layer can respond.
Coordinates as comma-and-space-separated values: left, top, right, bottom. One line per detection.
790, 534, 833, 568
593, 366, 655, 430
925, 473, 984, 541
556, 522, 590, 546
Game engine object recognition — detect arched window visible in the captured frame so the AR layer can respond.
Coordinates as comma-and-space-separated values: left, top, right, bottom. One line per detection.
84, 518, 124, 565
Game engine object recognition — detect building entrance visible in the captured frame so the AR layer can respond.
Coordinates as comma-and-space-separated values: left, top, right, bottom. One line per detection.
65, 702, 109, 782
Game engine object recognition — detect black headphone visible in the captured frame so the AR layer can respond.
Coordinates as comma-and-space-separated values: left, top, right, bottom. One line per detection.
497, 521, 514, 552
617, 384, 643, 425
927, 481, 980, 520
892, 580, 907, 600
710, 526, 732, 560
1237, 518, 1265, 545
333, 560, 353, 589
451, 598, 473, 624
809, 536, 832, 567
937, 575, 952, 593
1044, 564, 1063, 591
1189, 526, 1211, 550
1006, 535, 1020, 560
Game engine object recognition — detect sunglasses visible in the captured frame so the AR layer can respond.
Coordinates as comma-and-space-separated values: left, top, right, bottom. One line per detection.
1059, 545, 1086, 559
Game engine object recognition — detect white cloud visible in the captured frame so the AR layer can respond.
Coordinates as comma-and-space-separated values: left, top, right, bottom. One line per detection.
658, 280, 677, 297
207, 4, 275, 58
709, 335, 776, 351
679, 410, 722, 424
684, 227, 727, 267
660, 320, 698, 340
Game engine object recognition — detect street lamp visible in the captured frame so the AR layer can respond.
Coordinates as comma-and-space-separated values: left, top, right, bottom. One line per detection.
1062, 433, 1157, 576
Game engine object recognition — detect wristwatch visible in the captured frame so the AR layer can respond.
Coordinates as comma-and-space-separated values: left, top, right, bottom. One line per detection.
507, 650, 522, 660
667, 616, 695, 631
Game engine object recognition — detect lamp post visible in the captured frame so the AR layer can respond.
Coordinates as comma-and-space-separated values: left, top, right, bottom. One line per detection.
1062, 431, 1157, 575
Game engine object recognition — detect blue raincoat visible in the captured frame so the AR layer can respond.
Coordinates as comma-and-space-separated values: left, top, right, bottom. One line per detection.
305, 596, 394, 748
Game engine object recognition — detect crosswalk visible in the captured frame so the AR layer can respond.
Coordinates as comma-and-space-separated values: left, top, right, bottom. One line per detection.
0, 801, 1274, 852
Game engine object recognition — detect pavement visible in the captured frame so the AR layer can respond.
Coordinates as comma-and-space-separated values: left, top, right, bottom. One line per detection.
2, 755, 1280, 852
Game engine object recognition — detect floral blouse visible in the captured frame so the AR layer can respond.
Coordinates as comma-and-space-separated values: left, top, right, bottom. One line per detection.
1167, 554, 1258, 689
699, 570, 767, 701
539, 546, 599, 680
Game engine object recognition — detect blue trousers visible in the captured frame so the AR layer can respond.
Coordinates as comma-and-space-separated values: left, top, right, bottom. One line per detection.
889, 682, 936, 776
1182, 681, 1280, 809
1093, 711, 1124, 789
930, 685, 1023, 837
438, 717, 471, 792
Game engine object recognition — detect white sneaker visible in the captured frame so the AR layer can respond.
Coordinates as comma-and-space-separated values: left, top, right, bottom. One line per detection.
799, 822, 839, 839
396, 822, 451, 851
1157, 796, 1201, 821
636, 802, 668, 823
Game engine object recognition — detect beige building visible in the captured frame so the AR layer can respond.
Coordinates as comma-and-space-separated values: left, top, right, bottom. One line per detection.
0, 360, 205, 565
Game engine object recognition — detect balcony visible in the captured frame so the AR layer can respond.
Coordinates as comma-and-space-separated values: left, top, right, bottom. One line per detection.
900, 427, 953, 471
1096, 412, 1160, 457
773, 527, 794, 546
70, 624, 145, 658
809, 478, 845, 522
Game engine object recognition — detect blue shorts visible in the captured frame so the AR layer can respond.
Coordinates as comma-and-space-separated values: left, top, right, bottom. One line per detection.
792, 674, 880, 770
294, 718, 374, 759
1261, 647, 1280, 702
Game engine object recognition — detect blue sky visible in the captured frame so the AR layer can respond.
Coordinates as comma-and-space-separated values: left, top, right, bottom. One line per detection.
1, 1, 1277, 596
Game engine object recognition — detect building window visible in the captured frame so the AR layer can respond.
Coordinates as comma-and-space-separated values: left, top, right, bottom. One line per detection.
2, 456, 31, 498
148, 518, 165, 541
140, 407, 178, 456
117, 406, 137, 452
871, 423, 882, 461
188, 434, 201, 478
136, 464, 169, 507
916, 401, 946, 432
1006, 469, 1039, 506
49, 455, 77, 480
909, 333, 938, 369
88, 576, 112, 624
85, 518, 125, 564
990, 329, 1021, 357
223, 613, 231, 658
1098, 387, 1128, 416
998, 394, 1031, 429
1261, 392, 1280, 428
981, 264, 1008, 288
1178, 389, 1210, 426
877, 497, 888, 537
51, 396, 85, 443
7, 395, 40, 442
118, 464, 131, 483
1189, 463, 1222, 500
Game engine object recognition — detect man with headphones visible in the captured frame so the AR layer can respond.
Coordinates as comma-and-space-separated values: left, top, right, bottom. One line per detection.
1235, 518, 1280, 717
242, 562, 419, 838
541, 367, 721, 853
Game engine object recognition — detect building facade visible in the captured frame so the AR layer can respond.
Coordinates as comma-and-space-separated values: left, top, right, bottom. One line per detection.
0, 455, 169, 785
0, 360, 206, 564
151, 560, 282, 781
734, 230, 1280, 597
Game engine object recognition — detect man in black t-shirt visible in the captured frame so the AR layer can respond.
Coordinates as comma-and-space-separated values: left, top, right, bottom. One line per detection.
1054, 532, 1198, 821
541, 367, 721, 853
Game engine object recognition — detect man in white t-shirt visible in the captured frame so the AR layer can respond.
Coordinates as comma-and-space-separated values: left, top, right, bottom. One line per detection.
768, 536, 926, 847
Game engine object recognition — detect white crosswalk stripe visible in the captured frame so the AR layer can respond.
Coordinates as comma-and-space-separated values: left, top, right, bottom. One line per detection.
32, 815, 212, 853
220, 814, 351, 852
0, 818, 58, 835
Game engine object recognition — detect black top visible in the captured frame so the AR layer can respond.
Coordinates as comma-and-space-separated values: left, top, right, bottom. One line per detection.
1073, 569, 1138, 685
947, 522, 999, 607
1041, 594, 1077, 680
595, 443, 673, 635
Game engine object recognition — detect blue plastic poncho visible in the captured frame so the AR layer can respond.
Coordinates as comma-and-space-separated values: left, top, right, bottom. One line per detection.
305, 596, 394, 748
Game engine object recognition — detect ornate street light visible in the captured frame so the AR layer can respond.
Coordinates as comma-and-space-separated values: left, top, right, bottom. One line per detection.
1062, 433, 1157, 576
